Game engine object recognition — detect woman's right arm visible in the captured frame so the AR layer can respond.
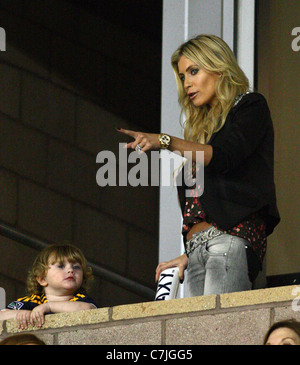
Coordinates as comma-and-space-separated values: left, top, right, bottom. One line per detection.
155, 254, 188, 283
117, 128, 213, 166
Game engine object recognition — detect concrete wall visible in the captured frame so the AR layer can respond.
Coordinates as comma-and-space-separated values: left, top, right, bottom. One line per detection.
1, 285, 299, 345
256, 0, 300, 276
0, 0, 161, 308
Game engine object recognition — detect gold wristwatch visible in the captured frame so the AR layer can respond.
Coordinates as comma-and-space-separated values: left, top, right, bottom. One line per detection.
158, 134, 171, 149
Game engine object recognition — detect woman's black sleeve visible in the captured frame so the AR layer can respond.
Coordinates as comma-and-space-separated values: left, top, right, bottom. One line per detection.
208, 94, 271, 174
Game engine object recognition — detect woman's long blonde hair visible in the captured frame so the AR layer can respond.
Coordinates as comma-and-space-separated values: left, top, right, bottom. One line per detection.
171, 34, 249, 144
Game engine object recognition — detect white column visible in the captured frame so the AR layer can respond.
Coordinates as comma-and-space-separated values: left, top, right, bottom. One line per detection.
236, 0, 255, 89
159, 0, 255, 297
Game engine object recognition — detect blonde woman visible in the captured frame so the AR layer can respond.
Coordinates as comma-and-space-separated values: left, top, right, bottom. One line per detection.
118, 34, 280, 296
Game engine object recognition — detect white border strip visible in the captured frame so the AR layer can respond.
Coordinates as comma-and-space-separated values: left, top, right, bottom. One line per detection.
236, 0, 255, 89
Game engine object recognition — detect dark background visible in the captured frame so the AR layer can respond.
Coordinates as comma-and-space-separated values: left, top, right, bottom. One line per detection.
0, 0, 163, 308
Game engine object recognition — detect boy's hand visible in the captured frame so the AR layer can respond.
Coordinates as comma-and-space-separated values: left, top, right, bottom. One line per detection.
30, 303, 50, 328
16, 310, 32, 330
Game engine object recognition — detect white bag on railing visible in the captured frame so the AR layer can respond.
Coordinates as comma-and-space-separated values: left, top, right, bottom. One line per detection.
155, 267, 179, 301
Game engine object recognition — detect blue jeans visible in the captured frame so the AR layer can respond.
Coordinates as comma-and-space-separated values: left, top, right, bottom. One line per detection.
186, 227, 252, 296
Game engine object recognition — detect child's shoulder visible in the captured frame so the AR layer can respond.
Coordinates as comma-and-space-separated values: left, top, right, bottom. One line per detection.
7, 294, 46, 310
70, 292, 98, 308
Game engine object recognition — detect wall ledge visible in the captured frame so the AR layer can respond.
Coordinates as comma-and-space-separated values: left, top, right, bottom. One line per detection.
0, 285, 299, 344
2, 307, 109, 335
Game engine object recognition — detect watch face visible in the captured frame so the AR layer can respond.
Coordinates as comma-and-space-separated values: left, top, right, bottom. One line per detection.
161, 135, 170, 144
160, 134, 170, 149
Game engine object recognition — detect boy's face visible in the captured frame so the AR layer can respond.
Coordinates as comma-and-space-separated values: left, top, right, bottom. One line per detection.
39, 256, 84, 296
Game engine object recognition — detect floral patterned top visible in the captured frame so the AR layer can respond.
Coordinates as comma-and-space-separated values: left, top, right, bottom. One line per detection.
182, 161, 267, 265
181, 92, 269, 265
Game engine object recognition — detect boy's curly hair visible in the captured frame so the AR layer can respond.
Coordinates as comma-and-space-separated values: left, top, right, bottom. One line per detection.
26, 243, 93, 295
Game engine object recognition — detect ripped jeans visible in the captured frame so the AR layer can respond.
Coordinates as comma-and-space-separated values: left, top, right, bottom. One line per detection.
185, 226, 252, 296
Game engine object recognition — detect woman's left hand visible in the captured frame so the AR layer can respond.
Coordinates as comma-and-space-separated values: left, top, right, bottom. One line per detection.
117, 128, 160, 152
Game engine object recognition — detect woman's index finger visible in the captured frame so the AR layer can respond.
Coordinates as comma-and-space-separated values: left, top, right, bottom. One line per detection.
116, 127, 137, 138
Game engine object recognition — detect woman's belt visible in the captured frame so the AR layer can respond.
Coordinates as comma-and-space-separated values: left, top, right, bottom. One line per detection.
185, 226, 223, 256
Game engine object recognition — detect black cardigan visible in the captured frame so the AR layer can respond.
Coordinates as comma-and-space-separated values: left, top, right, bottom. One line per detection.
177, 92, 280, 238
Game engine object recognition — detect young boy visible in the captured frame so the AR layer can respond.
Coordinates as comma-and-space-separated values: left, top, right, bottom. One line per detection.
0, 244, 97, 329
